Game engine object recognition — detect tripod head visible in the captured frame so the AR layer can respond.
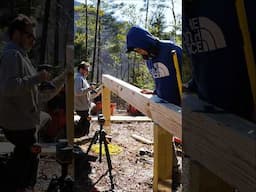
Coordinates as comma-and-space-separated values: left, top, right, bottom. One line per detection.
97, 113, 105, 126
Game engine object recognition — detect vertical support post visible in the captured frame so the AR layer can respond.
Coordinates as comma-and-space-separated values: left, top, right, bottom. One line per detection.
65, 45, 74, 177
65, 45, 74, 144
153, 123, 173, 192
102, 85, 111, 134
185, 160, 233, 192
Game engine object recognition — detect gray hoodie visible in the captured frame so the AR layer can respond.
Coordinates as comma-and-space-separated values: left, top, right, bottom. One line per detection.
0, 42, 66, 131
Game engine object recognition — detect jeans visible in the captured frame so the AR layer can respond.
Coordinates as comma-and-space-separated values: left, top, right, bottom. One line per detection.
3, 128, 39, 191
76, 110, 90, 137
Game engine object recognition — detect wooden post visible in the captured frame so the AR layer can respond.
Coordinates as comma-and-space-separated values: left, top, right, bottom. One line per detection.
65, 45, 74, 176
153, 123, 173, 192
65, 45, 74, 144
185, 160, 233, 192
102, 85, 111, 133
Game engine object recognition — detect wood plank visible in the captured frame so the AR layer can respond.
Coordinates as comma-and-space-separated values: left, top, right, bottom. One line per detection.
186, 160, 233, 192
153, 124, 173, 192
65, 45, 75, 177
102, 74, 181, 138
158, 179, 172, 192
90, 115, 152, 122
102, 85, 111, 134
131, 134, 153, 145
183, 94, 256, 192
65, 45, 74, 145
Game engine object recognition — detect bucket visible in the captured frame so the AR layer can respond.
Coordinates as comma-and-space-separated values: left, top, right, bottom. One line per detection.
95, 101, 116, 115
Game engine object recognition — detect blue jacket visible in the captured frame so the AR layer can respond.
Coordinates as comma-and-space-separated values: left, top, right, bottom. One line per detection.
127, 26, 182, 105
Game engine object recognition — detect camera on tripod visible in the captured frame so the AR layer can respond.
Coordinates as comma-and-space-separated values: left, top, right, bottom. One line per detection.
97, 114, 105, 125
85, 113, 114, 190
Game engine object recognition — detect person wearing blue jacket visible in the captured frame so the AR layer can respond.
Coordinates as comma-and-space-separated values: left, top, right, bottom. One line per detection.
126, 26, 182, 190
126, 26, 182, 106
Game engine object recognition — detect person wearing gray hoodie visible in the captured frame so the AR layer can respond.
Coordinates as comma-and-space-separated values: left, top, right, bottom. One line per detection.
0, 14, 70, 192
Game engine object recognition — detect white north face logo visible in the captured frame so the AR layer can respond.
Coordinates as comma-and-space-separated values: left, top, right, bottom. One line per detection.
150, 62, 170, 79
183, 17, 227, 54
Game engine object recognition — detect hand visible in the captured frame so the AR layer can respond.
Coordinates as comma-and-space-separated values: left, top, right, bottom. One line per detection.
141, 89, 154, 94
38, 70, 49, 82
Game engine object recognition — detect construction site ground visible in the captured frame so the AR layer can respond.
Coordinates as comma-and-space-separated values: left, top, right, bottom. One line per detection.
0, 110, 182, 191
35, 117, 156, 191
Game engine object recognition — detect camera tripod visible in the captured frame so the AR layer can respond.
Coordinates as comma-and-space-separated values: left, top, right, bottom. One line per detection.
85, 114, 114, 190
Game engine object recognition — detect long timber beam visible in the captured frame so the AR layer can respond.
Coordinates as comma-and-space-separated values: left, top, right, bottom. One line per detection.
102, 74, 181, 138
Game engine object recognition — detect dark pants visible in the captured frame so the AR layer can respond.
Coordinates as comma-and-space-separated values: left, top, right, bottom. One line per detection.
3, 128, 39, 191
76, 110, 90, 137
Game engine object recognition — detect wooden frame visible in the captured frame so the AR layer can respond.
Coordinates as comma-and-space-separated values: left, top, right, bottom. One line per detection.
102, 74, 182, 191
102, 74, 181, 138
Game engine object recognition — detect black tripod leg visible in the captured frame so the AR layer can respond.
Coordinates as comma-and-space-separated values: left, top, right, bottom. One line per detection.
103, 134, 115, 190
99, 130, 103, 163
85, 131, 99, 155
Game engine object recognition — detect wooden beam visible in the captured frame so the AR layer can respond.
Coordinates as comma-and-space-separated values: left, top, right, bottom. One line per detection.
131, 134, 153, 145
102, 85, 111, 133
90, 115, 152, 122
102, 74, 181, 138
153, 123, 173, 192
158, 179, 172, 192
183, 94, 256, 192
65, 45, 74, 145
185, 160, 233, 192
65, 45, 74, 177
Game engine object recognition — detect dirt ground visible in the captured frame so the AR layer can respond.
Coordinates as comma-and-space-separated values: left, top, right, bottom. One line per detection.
35, 112, 182, 192
35, 121, 154, 192
81, 121, 155, 192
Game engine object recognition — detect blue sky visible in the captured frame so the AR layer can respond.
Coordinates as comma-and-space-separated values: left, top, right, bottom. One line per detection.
75, 0, 182, 32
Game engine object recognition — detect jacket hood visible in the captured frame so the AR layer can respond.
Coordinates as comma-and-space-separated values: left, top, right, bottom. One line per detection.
126, 26, 159, 54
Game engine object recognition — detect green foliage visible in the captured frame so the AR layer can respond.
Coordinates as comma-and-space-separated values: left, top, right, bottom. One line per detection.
132, 63, 154, 90
148, 6, 167, 38
74, 1, 182, 88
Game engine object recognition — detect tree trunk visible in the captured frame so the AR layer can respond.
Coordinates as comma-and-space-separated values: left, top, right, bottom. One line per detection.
85, 0, 88, 61
54, 0, 60, 66
91, 0, 100, 82
96, 18, 101, 83
40, 0, 51, 64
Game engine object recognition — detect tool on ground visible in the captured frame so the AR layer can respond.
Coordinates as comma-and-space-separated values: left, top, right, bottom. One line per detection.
85, 113, 115, 190
47, 139, 74, 192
